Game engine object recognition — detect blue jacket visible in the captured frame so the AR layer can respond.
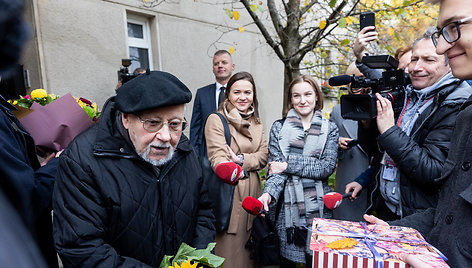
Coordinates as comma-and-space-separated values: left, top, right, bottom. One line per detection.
0, 95, 58, 267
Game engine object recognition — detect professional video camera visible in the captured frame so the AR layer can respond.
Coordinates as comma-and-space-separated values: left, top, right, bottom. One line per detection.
117, 59, 139, 85
329, 55, 410, 121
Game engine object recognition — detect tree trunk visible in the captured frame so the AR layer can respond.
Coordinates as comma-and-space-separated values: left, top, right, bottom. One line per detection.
282, 64, 301, 117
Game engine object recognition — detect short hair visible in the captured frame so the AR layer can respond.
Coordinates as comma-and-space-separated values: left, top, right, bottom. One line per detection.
285, 75, 324, 113
412, 27, 449, 64
133, 68, 146, 75
395, 46, 412, 60
214, 50, 232, 58
224, 71, 260, 123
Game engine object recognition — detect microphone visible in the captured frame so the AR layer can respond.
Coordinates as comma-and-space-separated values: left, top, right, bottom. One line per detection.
242, 196, 264, 215
328, 75, 354, 86
215, 162, 244, 185
322, 192, 353, 210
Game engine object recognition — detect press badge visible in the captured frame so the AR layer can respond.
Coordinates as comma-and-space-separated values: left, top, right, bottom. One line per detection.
382, 154, 398, 182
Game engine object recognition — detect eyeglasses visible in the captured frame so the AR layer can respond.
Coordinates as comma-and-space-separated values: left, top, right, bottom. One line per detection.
432, 16, 472, 47
137, 115, 187, 133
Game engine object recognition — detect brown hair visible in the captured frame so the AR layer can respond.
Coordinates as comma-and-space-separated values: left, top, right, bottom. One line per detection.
225, 71, 261, 123
394, 45, 412, 60
285, 75, 324, 113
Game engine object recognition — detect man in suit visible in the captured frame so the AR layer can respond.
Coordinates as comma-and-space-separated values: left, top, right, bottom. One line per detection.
190, 50, 235, 156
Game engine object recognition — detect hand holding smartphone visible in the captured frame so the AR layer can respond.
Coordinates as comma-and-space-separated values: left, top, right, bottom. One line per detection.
360, 12, 375, 31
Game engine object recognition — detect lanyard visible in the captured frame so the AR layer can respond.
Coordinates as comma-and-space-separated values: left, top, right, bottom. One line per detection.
396, 95, 435, 127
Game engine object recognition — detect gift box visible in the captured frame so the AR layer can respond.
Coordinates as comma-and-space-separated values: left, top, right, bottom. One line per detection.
310, 218, 449, 268
19, 93, 95, 154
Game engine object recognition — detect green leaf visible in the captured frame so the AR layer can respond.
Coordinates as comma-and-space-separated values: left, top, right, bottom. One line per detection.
250, 4, 257, 12
258, 5, 264, 13
320, 51, 328, 58
403, 0, 411, 6
338, 17, 347, 28
159, 255, 173, 268
82, 106, 96, 120
340, 39, 350, 45
329, 0, 337, 8
225, 8, 233, 18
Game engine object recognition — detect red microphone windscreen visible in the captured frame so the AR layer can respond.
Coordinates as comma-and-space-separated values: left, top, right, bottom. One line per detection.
323, 192, 343, 210
242, 196, 263, 215
215, 162, 242, 185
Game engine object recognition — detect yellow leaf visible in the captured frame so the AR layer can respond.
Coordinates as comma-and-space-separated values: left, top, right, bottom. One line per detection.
387, 27, 395, 37
345, 16, 353, 25
304, 0, 309, 6
144, 0, 148, 2
233, 10, 240, 20
238, 26, 245, 32
229, 46, 234, 54
319, 20, 327, 29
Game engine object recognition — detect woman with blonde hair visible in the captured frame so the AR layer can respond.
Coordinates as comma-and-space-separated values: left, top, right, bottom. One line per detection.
204, 71, 268, 268
258, 75, 338, 267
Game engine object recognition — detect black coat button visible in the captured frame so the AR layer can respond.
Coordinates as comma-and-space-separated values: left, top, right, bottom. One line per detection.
461, 161, 471, 171
445, 215, 453, 224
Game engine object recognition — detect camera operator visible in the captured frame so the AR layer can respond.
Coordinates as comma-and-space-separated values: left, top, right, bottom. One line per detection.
346, 28, 472, 221
354, 26, 412, 79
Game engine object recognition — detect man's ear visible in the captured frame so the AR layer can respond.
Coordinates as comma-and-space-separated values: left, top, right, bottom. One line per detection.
121, 113, 130, 130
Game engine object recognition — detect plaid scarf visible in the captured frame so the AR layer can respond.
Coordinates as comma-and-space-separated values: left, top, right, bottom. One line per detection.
279, 109, 328, 230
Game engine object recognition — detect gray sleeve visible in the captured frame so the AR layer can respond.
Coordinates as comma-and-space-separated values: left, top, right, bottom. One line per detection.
263, 120, 287, 203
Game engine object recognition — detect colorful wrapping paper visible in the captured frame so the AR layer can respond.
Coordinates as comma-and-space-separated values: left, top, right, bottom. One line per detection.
310, 218, 449, 268
19, 93, 94, 154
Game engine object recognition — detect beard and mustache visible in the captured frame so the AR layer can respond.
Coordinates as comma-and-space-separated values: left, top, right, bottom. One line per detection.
137, 141, 175, 167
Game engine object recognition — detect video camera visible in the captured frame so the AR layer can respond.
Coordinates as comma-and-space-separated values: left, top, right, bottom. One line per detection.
329, 55, 410, 121
117, 59, 139, 85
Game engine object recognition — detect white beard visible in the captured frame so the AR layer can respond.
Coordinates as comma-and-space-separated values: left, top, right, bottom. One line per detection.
138, 141, 175, 167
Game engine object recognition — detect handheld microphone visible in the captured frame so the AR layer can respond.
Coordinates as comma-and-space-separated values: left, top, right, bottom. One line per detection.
328, 75, 354, 86
242, 196, 264, 215
215, 162, 243, 185
322, 192, 353, 210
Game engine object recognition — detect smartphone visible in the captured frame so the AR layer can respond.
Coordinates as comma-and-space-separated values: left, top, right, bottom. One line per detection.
347, 139, 359, 148
360, 12, 375, 31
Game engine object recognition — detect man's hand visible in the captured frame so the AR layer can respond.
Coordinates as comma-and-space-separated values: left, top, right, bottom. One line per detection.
345, 181, 363, 200
375, 93, 395, 134
338, 137, 353, 150
353, 26, 379, 62
363, 214, 389, 226
258, 192, 272, 212
268, 161, 288, 174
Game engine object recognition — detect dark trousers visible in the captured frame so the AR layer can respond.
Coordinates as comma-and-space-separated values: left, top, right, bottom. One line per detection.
279, 254, 312, 268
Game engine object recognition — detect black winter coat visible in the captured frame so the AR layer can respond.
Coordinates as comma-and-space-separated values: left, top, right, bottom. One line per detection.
0, 96, 58, 267
53, 97, 215, 267
358, 76, 472, 217
393, 95, 472, 267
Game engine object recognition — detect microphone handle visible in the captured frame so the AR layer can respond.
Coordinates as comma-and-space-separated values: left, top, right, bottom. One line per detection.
342, 192, 353, 199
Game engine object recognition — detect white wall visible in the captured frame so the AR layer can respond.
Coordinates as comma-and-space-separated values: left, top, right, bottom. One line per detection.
23, 0, 285, 137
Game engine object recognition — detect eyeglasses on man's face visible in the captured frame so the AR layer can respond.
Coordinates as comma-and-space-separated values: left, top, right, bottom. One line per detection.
432, 16, 472, 47
137, 115, 187, 133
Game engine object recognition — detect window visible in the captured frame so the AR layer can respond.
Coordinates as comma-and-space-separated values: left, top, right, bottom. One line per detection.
127, 15, 153, 71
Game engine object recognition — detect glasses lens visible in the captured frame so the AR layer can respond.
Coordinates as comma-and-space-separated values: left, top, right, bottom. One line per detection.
144, 120, 163, 132
444, 23, 459, 43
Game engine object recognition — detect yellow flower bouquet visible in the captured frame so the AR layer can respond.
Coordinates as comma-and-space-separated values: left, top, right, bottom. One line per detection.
8, 89, 100, 156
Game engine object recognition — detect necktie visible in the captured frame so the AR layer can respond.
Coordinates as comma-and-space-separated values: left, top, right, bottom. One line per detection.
218, 86, 226, 106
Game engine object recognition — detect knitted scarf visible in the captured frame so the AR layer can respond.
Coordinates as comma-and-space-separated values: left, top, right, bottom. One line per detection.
279, 109, 328, 230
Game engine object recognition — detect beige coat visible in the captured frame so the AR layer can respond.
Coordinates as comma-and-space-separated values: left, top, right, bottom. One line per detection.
204, 102, 268, 267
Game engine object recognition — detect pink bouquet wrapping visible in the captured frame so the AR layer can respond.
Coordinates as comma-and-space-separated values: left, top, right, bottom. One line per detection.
19, 93, 95, 155
310, 218, 449, 268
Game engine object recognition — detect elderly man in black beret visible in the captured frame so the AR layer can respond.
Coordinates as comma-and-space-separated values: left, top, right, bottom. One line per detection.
53, 71, 216, 267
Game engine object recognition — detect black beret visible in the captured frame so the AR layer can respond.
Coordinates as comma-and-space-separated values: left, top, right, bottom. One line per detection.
116, 70, 192, 113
